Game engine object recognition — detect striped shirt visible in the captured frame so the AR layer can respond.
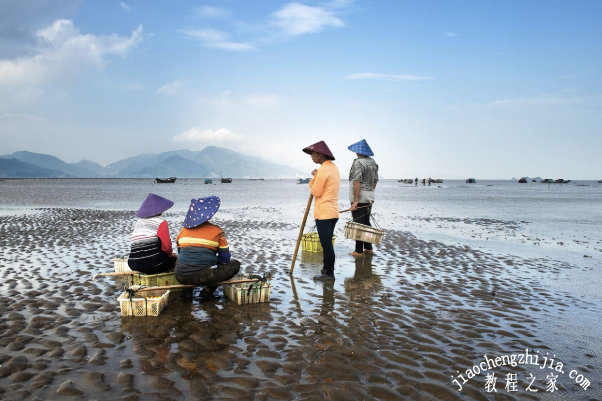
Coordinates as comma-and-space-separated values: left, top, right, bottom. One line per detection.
175, 222, 231, 276
128, 217, 173, 270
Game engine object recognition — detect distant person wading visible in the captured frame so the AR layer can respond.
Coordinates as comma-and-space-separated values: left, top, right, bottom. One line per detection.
347, 139, 379, 257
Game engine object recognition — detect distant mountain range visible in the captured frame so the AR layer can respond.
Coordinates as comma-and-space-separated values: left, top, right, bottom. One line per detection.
0, 147, 305, 178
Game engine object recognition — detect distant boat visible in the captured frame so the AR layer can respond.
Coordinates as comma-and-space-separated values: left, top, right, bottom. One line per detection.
430, 179, 443, 184
553, 179, 571, 184
204, 178, 213, 184
297, 178, 311, 184
221, 178, 232, 183
598, 179, 602, 183
398, 179, 414, 184
518, 178, 528, 183
541, 179, 553, 184
466, 178, 476, 183
156, 177, 176, 183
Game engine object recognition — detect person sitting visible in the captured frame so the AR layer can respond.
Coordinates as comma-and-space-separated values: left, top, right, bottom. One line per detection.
174, 196, 240, 299
128, 193, 178, 274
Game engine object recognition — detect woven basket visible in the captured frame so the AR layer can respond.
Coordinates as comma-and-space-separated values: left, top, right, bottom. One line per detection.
301, 232, 336, 252
344, 222, 385, 245
223, 275, 272, 305
118, 286, 170, 317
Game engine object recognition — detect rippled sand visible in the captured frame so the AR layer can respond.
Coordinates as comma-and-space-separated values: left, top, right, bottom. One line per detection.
0, 207, 600, 400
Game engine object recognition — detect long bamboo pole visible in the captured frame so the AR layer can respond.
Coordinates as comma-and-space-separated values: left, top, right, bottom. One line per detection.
132, 278, 262, 292
290, 194, 313, 275
92, 271, 143, 281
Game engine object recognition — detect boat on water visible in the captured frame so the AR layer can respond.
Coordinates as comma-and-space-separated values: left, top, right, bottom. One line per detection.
541, 179, 553, 184
156, 177, 176, 184
204, 178, 213, 184
430, 179, 443, 184
466, 178, 476, 183
297, 178, 311, 184
518, 178, 528, 183
553, 179, 571, 184
598, 179, 602, 183
221, 178, 232, 183
398, 179, 414, 184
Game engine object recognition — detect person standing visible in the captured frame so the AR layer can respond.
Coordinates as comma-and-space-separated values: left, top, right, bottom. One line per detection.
303, 141, 340, 281
348, 139, 379, 257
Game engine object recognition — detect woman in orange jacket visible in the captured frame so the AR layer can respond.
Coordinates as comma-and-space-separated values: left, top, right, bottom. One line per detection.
302, 140, 340, 281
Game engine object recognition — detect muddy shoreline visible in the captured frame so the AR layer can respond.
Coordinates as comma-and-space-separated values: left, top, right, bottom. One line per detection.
0, 206, 600, 400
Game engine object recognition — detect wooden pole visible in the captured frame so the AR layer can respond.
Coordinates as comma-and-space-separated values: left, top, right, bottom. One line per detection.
290, 194, 313, 275
132, 278, 263, 292
92, 271, 143, 281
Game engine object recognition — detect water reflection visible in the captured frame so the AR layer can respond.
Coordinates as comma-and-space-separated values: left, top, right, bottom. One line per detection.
320, 281, 335, 316
344, 255, 382, 296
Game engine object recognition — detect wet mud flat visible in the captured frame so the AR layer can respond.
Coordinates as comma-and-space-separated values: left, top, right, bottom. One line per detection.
0, 207, 600, 400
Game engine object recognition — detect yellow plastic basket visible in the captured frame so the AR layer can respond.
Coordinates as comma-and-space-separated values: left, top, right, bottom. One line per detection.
118, 286, 170, 317
129, 271, 181, 292
223, 275, 272, 305
301, 232, 336, 252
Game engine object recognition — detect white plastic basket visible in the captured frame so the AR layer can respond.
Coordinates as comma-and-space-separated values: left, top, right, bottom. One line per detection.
118, 286, 170, 317
113, 256, 132, 273
223, 275, 272, 305
344, 222, 385, 245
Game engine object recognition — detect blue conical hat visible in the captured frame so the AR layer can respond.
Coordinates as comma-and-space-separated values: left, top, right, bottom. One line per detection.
183, 196, 221, 228
348, 139, 374, 156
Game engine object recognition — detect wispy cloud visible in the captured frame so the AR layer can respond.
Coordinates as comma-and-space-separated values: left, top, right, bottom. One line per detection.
120, 2, 131, 12
245, 93, 282, 108
173, 127, 244, 144
489, 94, 583, 107
0, 19, 144, 86
346, 73, 435, 81
195, 5, 230, 19
271, 2, 345, 36
157, 80, 185, 95
444, 32, 458, 37
180, 28, 256, 52
201, 90, 283, 110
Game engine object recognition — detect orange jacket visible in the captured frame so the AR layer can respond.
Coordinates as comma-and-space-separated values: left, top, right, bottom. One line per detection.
309, 160, 340, 220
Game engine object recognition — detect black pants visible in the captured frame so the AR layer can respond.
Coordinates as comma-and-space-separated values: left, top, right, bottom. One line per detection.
315, 218, 338, 274
134, 255, 177, 275
351, 203, 373, 253
175, 259, 241, 293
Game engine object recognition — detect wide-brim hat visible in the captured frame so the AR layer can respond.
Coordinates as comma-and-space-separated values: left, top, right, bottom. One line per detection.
136, 193, 174, 218
348, 139, 374, 157
183, 196, 221, 228
302, 140, 335, 160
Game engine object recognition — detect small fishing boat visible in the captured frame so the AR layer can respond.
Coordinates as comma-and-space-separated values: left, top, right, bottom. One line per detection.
204, 178, 213, 184
430, 179, 443, 184
397, 179, 414, 184
466, 178, 476, 183
541, 179, 553, 184
297, 178, 311, 184
598, 179, 602, 183
518, 178, 528, 183
221, 178, 232, 183
553, 179, 571, 184
156, 177, 176, 184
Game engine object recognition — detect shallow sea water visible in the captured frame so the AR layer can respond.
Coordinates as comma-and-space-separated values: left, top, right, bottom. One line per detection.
0, 178, 600, 400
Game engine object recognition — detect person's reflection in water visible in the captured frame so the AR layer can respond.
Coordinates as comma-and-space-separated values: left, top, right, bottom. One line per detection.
320, 281, 335, 316
344, 255, 381, 297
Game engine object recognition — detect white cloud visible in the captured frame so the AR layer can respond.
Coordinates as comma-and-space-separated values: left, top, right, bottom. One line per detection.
120, 2, 131, 12
0, 113, 47, 122
157, 80, 185, 95
173, 127, 244, 144
489, 94, 583, 107
180, 28, 256, 52
271, 2, 345, 36
245, 93, 281, 108
346, 72, 435, 81
0, 19, 144, 86
195, 6, 230, 19
445, 32, 458, 37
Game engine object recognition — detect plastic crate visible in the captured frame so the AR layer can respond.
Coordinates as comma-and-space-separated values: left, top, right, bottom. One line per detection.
113, 256, 132, 273
129, 271, 181, 292
118, 286, 170, 317
344, 222, 385, 245
223, 275, 272, 305
301, 232, 336, 252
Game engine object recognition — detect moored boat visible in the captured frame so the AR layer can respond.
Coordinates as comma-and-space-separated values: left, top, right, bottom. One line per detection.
297, 178, 311, 184
204, 178, 213, 184
221, 178, 232, 183
156, 177, 176, 183
518, 178, 528, 183
466, 178, 476, 183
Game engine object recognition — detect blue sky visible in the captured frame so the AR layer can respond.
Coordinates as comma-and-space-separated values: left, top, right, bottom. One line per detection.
0, 0, 600, 178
